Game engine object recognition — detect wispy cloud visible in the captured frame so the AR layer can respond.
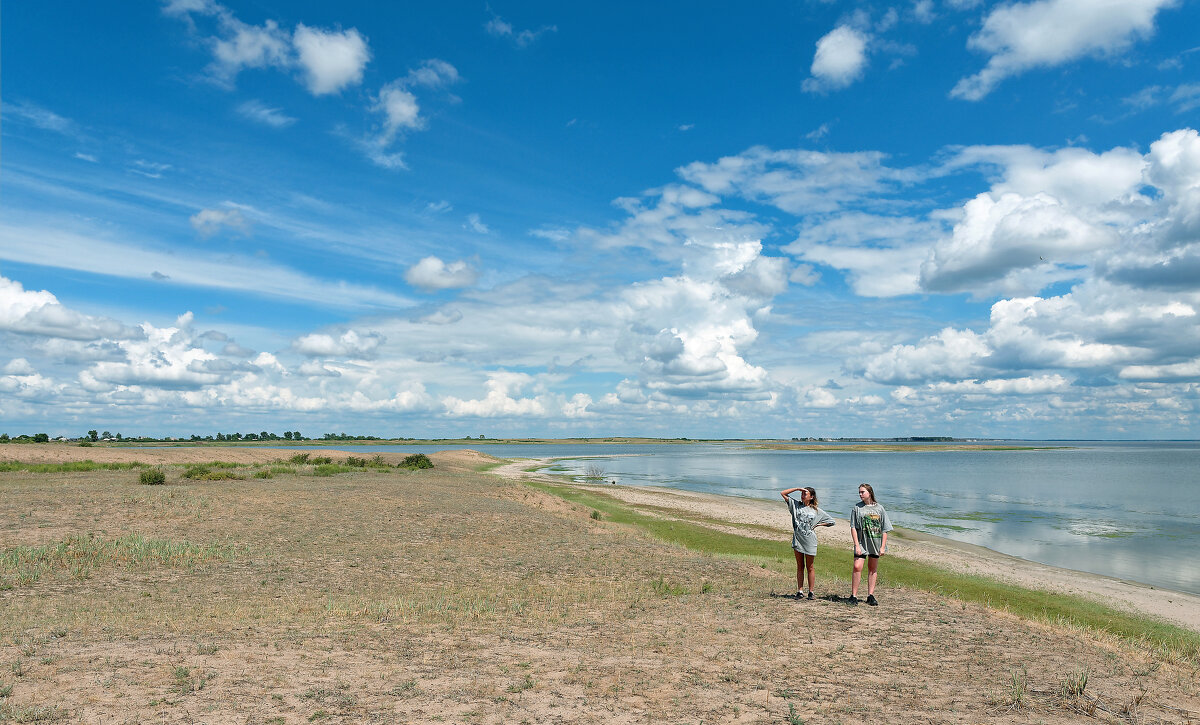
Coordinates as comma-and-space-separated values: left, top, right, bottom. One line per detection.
236, 100, 297, 127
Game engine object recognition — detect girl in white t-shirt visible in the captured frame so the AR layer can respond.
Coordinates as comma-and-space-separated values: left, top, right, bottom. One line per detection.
780, 486, 836, 599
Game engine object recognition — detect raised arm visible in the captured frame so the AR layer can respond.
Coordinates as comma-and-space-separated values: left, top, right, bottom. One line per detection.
780, 487, 804, 500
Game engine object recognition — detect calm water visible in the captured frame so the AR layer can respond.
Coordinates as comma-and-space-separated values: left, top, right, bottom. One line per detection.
259, 441, 1200, 594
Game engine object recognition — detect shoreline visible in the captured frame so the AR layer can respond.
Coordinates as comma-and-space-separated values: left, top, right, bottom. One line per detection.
493, 455, 1200, 634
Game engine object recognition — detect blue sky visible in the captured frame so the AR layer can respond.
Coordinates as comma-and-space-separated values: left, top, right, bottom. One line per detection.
3, 0, 1200, 439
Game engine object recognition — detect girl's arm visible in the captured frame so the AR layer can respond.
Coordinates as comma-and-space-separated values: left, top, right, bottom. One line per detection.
850, 527, 862, 556
879, 531, 887, 556
780, 487, 803, 500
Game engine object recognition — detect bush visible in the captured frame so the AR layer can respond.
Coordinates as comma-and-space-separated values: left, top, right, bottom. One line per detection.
310, 456, 333, 465
78, 441, 93, 447
401, 453, 433, 470
139, 469, 166, 486
253, 469, 274, 479
289, 453, 310, 464
182, 465, 243, 481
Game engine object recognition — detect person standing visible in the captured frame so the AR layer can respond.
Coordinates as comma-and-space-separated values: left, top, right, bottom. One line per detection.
781, 486, 836, 599
848, 483, 891, 606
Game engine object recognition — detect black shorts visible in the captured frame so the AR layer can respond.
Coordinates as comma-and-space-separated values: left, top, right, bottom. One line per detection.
854, 553, 880, 560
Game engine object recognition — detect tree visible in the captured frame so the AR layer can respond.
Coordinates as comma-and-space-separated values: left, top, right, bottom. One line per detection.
88, 430, 99, 442
294, 431, 303, 440
101, 431, 112, 439
33, 433, 50, 443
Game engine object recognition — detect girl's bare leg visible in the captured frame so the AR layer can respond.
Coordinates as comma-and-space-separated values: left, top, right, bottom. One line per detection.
866, 557, 879, 595
793, 550, 804, 592
851, 556, 865, 597
803, 554, 816, 592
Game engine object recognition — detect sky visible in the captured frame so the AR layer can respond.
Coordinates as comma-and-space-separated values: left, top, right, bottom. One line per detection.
2, 0, 1200, 440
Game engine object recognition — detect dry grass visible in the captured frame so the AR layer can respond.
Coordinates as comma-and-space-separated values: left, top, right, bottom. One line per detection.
0, 447, 1197, 723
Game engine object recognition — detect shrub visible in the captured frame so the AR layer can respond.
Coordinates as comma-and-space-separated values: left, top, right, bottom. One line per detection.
139, 469, 166, 486
78, 441, 93, 447
182, 465, 243, 481
401, 453, 433, 470
289, 453, 310, 464
310, 456, 333, 465
253, 470, 274, 479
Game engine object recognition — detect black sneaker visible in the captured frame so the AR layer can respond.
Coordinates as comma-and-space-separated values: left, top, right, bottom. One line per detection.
807, 591, 814, 600
796, 591, 805, 600
847, 596, 859, 606
866, 594, 878, 606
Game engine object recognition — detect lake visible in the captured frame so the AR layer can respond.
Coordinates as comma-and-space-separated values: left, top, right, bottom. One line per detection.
260, 441, 1200, 595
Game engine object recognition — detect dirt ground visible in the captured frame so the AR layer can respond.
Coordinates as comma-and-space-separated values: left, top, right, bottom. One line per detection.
1, 444, 1197, 724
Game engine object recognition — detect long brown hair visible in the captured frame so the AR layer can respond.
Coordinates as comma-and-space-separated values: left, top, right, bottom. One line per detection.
858, 483, 877, 504
803, 486, 820, 509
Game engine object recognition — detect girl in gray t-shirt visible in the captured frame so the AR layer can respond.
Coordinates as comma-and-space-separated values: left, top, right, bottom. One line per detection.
849, 483, 892, 606
781, 486, 836, 599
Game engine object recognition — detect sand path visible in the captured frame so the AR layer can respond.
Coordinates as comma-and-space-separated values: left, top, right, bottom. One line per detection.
492, 456, 1200, 633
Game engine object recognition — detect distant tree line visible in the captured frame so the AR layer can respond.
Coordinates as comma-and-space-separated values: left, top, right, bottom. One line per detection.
0, 433, 51, 443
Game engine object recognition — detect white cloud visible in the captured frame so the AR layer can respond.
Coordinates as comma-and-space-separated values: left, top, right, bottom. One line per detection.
404, 256, 479, 291
0, 223, 412, 310
859, 328, 990, 384
465, 213, 490, 234
236, 100, 296, 128
190, 207, 250, 236
363, 60, 461, 170
209, 17, 291, 84
0, 275, 143, 342
292, 24, 370, 95
291, 329, 385, 358
484, 13, 557, 47
952, 0, 1177, 100
3, 100, 76, 135
4, 358, 37, 375
443, 372, 548, 416
803, 25, 870, 92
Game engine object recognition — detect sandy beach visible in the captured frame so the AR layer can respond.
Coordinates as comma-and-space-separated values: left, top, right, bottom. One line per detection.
492, 455, 1200, 633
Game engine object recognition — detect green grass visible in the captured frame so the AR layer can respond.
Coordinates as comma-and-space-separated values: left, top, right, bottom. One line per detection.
0, 461, 147, 473
0, 533, 238, 589
527, 480, 1200, 663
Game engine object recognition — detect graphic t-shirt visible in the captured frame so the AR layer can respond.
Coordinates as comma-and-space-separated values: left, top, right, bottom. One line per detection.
850, 501, 892, 556
786, 492, 835, 555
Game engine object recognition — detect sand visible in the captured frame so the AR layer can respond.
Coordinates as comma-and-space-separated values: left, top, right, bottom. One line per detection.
491, 455, 1200, 634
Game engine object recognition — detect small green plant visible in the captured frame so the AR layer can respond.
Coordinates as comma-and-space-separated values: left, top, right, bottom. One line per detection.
289, 453, 311, 464
182, 465, 243, 481
78, 441, 93, 447
787, 702, 805, 725
590, 510, 602, 520
506, 674, 535, 694
310, 456, 333, 465
649, 576, 686, 596
253, 470, 274, 479
1059, 667, 1088, 697
139, 469, 166, 486
0, 682, 12, 697
1006, 667, 1028, 710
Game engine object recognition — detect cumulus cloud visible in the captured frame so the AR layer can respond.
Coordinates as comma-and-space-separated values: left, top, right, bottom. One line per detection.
190, 207, 250, 236
363, 59, 461, 169
443, 372, 547, 416
803, 25, 870, 92
404, 256, 479, 291
291, 329, 385, 358
952, 0, 1177, 100
0, 275, 143, 342
293, 24, 370, 95
165, 1, 370, 97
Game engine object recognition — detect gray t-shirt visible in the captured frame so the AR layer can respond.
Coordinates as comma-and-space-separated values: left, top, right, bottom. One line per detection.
786, 492, 835, 555
850, 501, 892, 556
